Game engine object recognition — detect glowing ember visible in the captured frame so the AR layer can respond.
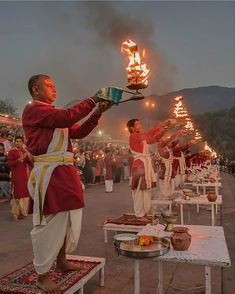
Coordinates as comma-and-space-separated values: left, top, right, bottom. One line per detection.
121, 39, 150, 89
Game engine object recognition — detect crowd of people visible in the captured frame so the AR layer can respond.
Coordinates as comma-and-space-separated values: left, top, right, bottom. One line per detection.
0, 126, 233, 217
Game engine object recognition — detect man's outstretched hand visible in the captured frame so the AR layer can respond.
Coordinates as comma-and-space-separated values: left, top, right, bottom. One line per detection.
95, 100, 114, 116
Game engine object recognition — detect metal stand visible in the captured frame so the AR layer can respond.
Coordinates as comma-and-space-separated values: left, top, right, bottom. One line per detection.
134, 259, 140, 294
205, 266, 212, 294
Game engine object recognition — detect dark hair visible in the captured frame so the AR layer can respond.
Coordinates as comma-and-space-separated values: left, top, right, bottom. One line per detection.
15, 136, 23, 142
28, 74, 50, 97
0, 143, 5, 149
127, 119, 139, 133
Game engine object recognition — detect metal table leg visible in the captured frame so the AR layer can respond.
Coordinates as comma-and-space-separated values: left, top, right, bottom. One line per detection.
157, 261, 164, 294
180, 204, 184, 225
99, 266, 105, 286
205, 266, 211, 294
104, 230, 108, 243
134, 259, 140, 294
211, 204, 215, 226
203, 186, 206, 195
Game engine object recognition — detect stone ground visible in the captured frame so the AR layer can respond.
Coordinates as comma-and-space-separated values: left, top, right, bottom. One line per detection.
0, 173, 234, 294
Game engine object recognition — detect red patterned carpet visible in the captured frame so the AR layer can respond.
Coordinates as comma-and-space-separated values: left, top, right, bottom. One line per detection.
0, 259, 100, 293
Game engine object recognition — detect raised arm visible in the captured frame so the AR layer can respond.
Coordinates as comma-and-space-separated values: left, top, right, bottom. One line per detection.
23, 98, 96, 129
69, 112, 101, 139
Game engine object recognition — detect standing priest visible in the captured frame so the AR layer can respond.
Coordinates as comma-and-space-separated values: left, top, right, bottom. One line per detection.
22, 74, 114, 293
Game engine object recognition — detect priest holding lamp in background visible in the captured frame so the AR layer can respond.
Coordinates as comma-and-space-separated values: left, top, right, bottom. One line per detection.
22, 74, 116, 293
127, 118, 177, 220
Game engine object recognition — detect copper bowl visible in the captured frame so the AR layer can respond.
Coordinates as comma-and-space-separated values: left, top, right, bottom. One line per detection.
127, 83, 148, 90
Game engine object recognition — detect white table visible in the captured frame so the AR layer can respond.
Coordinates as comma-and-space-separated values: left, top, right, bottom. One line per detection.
65, 255, 105, 294
103, 223, 146, 243
133, 225, 231, 294
192, 182, 222, 195
174, 195, 222, 226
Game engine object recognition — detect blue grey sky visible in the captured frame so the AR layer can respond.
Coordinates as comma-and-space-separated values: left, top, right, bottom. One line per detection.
0, 1, 234, 113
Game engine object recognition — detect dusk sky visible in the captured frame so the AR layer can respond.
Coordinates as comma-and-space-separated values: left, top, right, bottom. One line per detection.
0, 1, 234, 113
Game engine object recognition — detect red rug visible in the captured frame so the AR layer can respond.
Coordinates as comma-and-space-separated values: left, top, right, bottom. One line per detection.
104, 214, 154, 226
0, 259, 100, 293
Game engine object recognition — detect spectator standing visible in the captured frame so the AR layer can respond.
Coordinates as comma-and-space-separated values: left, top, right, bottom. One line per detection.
3, 132, 14, 153
0, 143, 11, 200
104, 149, 114, 193
83, 152, 93, 184
7, 136, 32, 220
113, 152, 123, 183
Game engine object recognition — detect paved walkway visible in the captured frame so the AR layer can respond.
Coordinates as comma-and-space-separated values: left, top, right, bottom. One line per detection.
0, 174, 234, 293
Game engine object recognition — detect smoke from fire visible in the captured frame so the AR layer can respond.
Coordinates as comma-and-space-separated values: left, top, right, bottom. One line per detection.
84, 2, 176, 94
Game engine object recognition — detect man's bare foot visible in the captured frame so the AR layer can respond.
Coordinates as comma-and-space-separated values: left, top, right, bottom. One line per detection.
56, 259, 82, 272
36, 273, 60, 293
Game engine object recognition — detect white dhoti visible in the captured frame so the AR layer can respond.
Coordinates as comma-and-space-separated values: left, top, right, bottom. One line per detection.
28, 128, 83, 274
159, 179, 175, 199
31, 208, 82, 274
105, 180, 113, 192
131, 141, 156, 217
132, 188, 151, 217
174, 152, 186, 188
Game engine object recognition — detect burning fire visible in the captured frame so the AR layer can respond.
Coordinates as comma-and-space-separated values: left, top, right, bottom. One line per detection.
204, 141, 217, 158
194, 129, 202, 140
173, 96, 203, 139
173, 96, 189, 119
121, 39, 150, 88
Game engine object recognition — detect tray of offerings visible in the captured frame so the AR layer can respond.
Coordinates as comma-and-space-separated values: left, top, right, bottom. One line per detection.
113, 233, 170, 258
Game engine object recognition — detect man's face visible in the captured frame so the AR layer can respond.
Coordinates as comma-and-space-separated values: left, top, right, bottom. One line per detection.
15, 139, 23, 149
0, 146, 4, 154
32, 78, 57, 104
7, 134, 13, 142
132, 120, 141, 133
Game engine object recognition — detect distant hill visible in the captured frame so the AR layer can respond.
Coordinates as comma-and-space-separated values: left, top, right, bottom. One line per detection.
194, 107, 235, 159
64, 86, 235, 139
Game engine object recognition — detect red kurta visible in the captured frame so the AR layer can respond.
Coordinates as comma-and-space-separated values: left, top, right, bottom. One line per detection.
104, 155, 113, 180
8, 148, 31, 199
22, 98, 100, 215
129, 125, 166, 190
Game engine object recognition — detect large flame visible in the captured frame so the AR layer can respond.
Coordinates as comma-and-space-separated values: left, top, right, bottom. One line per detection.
173, 96, 189, 119
204, 141, 217, 158
121, 39, 150, 87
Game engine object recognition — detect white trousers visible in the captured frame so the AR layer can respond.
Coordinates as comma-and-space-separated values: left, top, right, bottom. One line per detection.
31, 208, 82, 274
159, 179, 175, 198
105, 180, 113, 192
132, 189, 152, 217
174, 174, 185, 188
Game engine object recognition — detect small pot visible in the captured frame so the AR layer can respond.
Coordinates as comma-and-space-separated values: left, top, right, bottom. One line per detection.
170, 227, 191, 251
207, 191, 217, 202
210, 178, 216, 183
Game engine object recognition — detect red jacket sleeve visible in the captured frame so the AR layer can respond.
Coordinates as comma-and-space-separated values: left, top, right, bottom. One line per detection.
22, 98, 96, 129
174, 142, 193, 153
132, 125, 166, 144
69, 112, 101, 139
